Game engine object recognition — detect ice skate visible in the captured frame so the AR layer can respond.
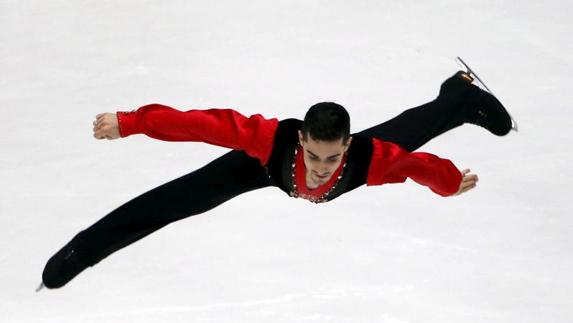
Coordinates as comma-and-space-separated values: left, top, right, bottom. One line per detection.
456, 56, 518, 133
42, 235, 91, 289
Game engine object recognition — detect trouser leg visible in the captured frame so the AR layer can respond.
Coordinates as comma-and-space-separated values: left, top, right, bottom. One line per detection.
357, 71, 473, 152
42, 150, 270, 288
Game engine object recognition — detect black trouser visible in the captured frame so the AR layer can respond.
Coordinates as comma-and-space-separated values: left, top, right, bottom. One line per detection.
75, 149, 271, 266
66, 72, 472, 267
357, 71, 470, 151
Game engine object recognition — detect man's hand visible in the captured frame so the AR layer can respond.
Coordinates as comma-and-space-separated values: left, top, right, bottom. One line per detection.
454, 169, 479, 196
93, 113, 120, 140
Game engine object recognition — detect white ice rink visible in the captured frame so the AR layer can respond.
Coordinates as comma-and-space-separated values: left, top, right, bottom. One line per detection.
1, 1, 572, 322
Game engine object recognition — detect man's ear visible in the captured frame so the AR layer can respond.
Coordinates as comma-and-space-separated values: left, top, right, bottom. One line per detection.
298, 130, 305, 144
344, 136, 353, 152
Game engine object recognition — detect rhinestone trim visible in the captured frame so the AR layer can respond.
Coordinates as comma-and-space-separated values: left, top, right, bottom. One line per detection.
289, 145, 347, 203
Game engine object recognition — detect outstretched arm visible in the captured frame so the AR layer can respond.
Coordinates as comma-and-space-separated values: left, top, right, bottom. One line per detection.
92, 103, 279, 165
366, 138, 476, 196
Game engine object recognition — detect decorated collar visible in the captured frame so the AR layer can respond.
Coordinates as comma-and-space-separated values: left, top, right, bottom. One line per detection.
289, 145, 347, 203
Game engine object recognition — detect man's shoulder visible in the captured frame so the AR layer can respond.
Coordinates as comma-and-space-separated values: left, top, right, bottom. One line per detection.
349, 134, 374, 154
278, 118, 303, 128
273, 118, 302, 141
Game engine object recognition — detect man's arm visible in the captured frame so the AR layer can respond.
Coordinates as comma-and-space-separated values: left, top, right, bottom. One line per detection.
92, 103, 279, 165
366, 138, 476, 196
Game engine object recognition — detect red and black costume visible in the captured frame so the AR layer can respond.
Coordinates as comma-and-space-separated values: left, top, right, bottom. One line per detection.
116, 103, 461, 202
42, 72, 479, 289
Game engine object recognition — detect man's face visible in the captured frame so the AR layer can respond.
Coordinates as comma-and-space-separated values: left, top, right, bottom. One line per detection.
298, 130, 352, 186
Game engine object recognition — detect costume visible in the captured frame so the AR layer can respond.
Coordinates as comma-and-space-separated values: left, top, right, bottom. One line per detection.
115, 103, 462, 201
41, 71, 499, 289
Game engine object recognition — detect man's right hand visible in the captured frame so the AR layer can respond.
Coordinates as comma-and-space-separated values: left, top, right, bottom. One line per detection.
93, 113, 121, 140
454, 168, 478, 196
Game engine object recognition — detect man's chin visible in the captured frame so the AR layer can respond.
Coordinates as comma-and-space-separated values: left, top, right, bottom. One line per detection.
313, 175, 331, 184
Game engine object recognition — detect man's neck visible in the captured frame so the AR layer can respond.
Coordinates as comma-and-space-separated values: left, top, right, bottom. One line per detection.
305, 169, 321, 190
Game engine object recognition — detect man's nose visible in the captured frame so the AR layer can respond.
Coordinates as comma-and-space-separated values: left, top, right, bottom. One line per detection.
318, 162, 330, 173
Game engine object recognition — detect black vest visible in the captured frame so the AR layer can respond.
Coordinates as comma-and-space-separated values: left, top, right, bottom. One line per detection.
265, 119, 374, 202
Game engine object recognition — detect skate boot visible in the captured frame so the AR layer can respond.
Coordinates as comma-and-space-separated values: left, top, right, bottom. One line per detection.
456, 56, 518, 134
42, 234, 92, 289
457, 76, 513, 136
438, 70, 512, 136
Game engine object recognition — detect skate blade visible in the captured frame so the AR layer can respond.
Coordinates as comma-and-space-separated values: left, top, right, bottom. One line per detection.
456, 56, 518, 132
456, 56, 493, 93
510, 116, 518, 132
36, 282, 45, 292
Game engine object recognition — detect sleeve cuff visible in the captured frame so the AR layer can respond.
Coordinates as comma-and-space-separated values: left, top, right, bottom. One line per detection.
116, 111, 139, 137
430, 164, 463, 197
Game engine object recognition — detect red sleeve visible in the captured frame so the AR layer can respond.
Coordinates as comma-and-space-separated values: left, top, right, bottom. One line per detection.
116, 103, 279, 165
366, 138, 462, 197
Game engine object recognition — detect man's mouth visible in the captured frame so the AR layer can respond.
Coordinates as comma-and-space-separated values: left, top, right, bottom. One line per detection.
314, 173, 329, 179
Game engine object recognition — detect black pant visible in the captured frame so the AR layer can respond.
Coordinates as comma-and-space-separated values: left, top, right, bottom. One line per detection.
357, 71, 470, 151
71, 72, 471, 267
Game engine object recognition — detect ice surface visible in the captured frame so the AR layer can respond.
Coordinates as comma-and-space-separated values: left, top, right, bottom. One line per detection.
1, 0, 572, 322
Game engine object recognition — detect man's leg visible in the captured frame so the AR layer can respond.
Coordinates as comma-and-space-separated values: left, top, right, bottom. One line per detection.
42, 150, 270, 289
357, 71, 511, 152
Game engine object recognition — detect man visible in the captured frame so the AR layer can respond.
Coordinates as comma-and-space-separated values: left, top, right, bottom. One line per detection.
40, 69, 514, 289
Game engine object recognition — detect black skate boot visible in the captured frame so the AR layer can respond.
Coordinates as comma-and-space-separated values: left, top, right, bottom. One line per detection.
438, 66, 515, 136
461, 80, 513, 136
42, 233, 92, 289
456, 56, 518, 134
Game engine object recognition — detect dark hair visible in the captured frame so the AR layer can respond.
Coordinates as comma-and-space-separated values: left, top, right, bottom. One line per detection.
302, 102, 350, 143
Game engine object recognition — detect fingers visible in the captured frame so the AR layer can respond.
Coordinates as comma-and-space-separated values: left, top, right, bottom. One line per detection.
94, 113, 109, 125
93, 121, 108, 140
462, 175, 478, 188
455, 183, 474, 196
93, 124, 114, 139
460, 169, 479, 183
93, 130, 115, 140
93, 114, 104, 129
92, 119, 103, 139
459, 180, 477, 194
93, 112, 120, 140
93, 127, 106, 140
454, 169, 479, 196
93, 113, 109, 139
457, 184, 475, 195
92, 120, 101, 131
